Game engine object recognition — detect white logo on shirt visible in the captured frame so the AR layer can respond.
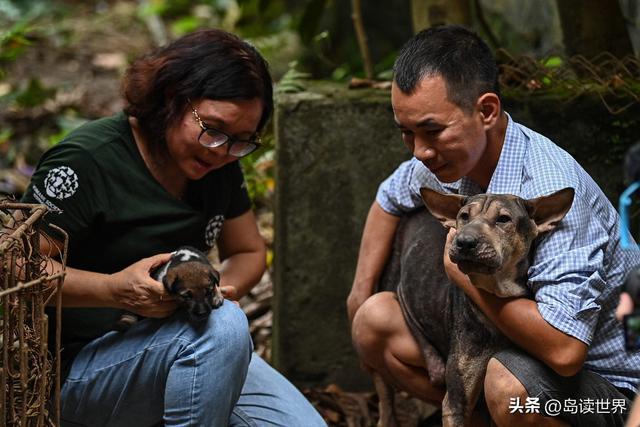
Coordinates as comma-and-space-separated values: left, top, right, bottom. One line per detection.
205, 215, 225, 247
44, 166, 79, 199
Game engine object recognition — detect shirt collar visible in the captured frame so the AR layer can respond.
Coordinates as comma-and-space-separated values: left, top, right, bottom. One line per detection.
485, 112, 528, 196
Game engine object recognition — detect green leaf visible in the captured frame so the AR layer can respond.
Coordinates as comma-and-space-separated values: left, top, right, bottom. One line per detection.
14, 78, 56, 108
170, 16, 201, 36
543, 56, 563, 68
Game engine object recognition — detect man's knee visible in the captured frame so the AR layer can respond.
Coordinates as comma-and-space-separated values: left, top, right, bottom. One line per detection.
351, 292, 400, 357
484, 357, 566, 427
484, 357, 527, 415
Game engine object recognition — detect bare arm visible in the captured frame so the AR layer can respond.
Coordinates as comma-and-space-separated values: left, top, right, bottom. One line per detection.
443, 229, 588, 376
347, 201, 401, 324
41, 237, 175, 318
216, 209, 266, 299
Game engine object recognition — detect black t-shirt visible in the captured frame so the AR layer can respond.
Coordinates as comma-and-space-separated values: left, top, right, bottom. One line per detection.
21, 112, 251, 374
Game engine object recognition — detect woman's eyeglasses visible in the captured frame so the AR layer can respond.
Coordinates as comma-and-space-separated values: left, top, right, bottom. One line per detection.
190, 104, 262, 158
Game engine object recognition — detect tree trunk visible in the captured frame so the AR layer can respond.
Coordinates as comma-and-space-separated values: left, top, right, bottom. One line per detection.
411, 0, 472, 33
555, 0, 634, 58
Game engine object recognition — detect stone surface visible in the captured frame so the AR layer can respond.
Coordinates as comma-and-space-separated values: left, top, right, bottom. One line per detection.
273, 81, 640, 390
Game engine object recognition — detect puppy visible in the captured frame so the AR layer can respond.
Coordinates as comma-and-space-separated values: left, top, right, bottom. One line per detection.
115, 246, 224, 330
154, 246, 224, 322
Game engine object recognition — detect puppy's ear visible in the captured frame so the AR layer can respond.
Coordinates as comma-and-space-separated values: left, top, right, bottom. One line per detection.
163, 275, 180, 294
420, 187, 465, 229
525, 187, 575, 234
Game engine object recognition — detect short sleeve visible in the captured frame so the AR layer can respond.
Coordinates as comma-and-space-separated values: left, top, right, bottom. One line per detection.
21, 143, 108, 238
224, 161, 251, 219
376, 158, 447, 215
528, 193, 608, 345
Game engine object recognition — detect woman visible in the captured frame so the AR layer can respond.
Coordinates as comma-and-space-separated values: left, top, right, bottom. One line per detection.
22, 29, 326, 426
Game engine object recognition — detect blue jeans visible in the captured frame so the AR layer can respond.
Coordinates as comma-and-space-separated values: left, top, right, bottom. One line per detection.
60, 301, 326, 427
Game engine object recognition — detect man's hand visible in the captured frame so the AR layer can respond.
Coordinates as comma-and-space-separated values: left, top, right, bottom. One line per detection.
616, 291, 635, 321
347, 286, 373, 324
108, 253, 177, 318
442, 227, 475, 294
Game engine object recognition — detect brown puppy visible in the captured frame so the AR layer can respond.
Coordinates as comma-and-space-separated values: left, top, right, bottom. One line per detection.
155, 246, 224, 322
115, 246, 224, 330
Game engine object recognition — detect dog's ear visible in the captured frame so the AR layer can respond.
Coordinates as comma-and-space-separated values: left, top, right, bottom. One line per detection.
525, 187, 575, 234
420, 187, 466, 229
163, 275, 180, 293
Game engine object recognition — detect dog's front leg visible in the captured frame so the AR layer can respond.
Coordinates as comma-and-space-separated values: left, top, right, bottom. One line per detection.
373, 372, 399, 427
442, 349, 490, 427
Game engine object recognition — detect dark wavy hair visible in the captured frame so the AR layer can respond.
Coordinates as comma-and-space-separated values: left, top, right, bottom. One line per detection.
393, 25, 500, 113
122, 29, 273, 156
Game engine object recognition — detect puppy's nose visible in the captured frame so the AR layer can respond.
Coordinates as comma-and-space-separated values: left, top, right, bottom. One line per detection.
456, 234, 478, 252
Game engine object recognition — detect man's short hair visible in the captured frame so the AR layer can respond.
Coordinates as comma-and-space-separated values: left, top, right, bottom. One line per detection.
393, 25, 500, 113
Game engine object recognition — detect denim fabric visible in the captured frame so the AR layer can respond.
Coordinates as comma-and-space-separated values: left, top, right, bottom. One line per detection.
60, 301, 326, 427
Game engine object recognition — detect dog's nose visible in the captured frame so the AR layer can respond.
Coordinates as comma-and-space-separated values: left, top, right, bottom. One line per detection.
456, 234, 478, 252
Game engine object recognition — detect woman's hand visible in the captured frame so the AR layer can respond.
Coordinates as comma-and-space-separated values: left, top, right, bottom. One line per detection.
108, 253, 177, 318
220, 285, 238, 300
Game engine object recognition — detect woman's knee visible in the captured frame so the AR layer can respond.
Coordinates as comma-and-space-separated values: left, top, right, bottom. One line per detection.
191, 301, 252, 357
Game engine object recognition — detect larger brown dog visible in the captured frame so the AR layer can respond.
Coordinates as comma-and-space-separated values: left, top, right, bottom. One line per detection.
375, 187, 575, 427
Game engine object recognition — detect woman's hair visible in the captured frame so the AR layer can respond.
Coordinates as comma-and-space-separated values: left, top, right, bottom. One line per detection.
122, 29, 273, 156
393, 25, 500, 113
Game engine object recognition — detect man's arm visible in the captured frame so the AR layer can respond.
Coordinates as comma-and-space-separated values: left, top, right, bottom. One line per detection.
444, 230, 588, 377
347, 201, 400, 323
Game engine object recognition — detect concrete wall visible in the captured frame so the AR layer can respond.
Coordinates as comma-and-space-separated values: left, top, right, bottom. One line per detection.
273, 81, 640, 390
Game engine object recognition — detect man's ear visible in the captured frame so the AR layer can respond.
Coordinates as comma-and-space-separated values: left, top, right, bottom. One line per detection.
525, 188, 575, 234
476, 92, 501, 129
420, 187, 465, 228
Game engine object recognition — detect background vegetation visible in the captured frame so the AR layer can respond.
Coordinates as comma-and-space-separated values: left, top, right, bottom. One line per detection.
1, 0, 639, 207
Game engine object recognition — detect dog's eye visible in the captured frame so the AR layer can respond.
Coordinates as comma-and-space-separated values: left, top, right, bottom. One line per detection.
458, 212, 469, 222
496, 215, 512, 224
180, 290, 193, 300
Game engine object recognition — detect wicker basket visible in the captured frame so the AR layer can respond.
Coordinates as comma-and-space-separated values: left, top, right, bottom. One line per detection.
0, 202, 66, 426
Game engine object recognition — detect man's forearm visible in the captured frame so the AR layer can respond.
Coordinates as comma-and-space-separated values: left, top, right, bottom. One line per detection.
461, 279, 588, 376
352, 202, 401, 294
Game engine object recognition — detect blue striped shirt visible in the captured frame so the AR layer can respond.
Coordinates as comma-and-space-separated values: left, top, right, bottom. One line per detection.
376, 114, 640, 393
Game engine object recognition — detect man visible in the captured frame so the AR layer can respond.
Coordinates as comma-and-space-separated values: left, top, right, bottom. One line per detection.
348, 25, 640, 426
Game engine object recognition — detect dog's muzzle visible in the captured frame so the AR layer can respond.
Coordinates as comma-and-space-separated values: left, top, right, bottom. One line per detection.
450, 233, 502, 274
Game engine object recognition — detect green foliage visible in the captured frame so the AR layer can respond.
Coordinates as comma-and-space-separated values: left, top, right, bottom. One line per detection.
276, 62, 311, 94
11, 78, 56, 108
0, 19, 33, 65
241, 133, 275, 207
46, 112, 87, 147
543, 56, 563, 68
